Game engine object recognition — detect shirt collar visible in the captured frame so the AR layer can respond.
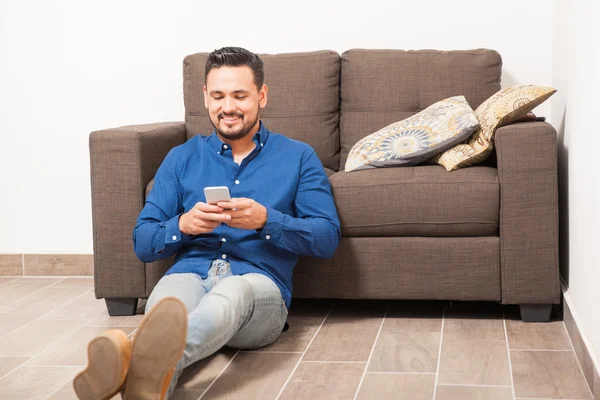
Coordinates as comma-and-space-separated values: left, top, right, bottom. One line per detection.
208, 120, 270, 154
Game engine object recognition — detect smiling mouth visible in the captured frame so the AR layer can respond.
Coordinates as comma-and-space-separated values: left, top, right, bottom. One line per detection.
220, 114, 242, 123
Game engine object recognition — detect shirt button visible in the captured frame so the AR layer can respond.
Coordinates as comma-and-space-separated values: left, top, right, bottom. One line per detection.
217, 151, 220, 155
223, 145, 228, 149
221, 238, 226, 242
260, 143, 264, 147
266, 235, 271, 240
222, 254, 227, 259
172, 235, 177, 240
235, 180, 240, 185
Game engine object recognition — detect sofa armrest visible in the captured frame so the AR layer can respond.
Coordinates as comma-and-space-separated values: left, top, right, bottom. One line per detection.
495, 122, 560, 305
90, 122, 186, 299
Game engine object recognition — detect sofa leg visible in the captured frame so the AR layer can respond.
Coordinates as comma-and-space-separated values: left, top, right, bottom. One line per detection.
519, 304, 552, 322
105, 297, 138, 316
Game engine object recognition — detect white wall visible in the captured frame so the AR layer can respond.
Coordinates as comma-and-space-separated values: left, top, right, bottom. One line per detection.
0, 0, 553, 254
552, 0, 600, 367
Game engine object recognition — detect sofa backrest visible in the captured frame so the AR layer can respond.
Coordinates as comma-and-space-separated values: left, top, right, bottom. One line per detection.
339, 49, 502, 169
183, 49, 502, 172
183, 50, 341, 171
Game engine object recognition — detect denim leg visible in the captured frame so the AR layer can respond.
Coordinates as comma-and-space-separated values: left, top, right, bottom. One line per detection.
145, 273, 206, 314
226, 273, 288, 349
166, 275, 255, 397
165, 273, 288, 398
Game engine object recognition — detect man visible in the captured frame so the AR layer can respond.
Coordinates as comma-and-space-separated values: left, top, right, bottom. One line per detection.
74, 47, 341, 400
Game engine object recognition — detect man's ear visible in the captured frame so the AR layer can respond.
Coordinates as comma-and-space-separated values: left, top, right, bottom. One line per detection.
203, 85, 208, 108
259, 84, 268, 109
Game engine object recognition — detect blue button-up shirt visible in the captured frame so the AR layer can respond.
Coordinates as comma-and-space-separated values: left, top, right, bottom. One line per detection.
132, 122, 341, 308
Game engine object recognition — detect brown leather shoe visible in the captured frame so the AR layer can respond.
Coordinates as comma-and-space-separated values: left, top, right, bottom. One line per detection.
73, 329, 132, 400
122, 296, 188, 400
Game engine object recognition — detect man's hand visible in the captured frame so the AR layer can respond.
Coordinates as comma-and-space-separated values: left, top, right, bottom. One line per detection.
217, 198, 267, 230
179, 202, 231, 235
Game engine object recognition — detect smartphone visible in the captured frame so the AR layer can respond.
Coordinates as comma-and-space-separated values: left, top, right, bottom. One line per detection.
204, 186, 231, 205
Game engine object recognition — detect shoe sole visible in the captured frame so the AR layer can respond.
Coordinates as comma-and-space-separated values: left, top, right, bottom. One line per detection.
123, 297, 188, 400
73, 329, 131, 400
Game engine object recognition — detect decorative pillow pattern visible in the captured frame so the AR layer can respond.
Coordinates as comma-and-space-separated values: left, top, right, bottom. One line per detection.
433, 85, 557, 171
345, 96, 479, 172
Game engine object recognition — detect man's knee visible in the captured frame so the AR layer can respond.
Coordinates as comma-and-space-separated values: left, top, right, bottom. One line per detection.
211, 275, 254, 309
145, 273, 204, 314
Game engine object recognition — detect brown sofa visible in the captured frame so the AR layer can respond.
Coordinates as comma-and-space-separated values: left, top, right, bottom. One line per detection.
90, 49, 560, 322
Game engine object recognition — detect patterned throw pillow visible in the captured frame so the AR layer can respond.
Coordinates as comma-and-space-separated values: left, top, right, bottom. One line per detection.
344, 96, 479, 172
433, 85, 557, 171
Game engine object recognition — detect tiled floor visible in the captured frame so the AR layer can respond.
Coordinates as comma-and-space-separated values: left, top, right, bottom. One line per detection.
0, 276, 594, 400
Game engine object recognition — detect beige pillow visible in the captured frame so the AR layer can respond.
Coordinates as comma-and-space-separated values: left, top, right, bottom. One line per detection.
345, 96, 479, 172
433, 85, 556, 171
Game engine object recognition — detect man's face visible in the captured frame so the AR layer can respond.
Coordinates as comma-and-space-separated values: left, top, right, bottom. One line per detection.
204, 66, 268, 141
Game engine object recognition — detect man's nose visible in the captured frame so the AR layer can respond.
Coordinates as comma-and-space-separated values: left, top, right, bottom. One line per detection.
222, 97, 236, 113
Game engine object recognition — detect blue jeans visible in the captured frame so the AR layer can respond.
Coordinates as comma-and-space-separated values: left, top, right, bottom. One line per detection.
144, 259, 289, 398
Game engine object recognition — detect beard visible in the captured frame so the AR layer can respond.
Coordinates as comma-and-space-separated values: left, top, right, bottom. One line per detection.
209, 109, 260, 141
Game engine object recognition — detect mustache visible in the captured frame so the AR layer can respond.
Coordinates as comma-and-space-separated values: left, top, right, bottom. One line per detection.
218, 112, 243, 120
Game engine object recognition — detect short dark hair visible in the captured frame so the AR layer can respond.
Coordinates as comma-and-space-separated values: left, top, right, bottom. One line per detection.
205, 47, 264, 91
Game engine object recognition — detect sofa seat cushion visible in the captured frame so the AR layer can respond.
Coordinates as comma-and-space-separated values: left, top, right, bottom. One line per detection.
329, 165, 499, 237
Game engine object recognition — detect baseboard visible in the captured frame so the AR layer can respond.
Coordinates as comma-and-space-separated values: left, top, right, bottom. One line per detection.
562, 286, 600, 399
0, 254, 93, 276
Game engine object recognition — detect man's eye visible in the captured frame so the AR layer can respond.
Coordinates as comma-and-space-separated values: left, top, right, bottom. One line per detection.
236, 96, 247, 100
213, 96, 223, 100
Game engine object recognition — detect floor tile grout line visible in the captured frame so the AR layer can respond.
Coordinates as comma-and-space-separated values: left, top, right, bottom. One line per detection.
561, 319, 595, 399
43, 385, 65, 400
43, 367, 83, 400
431, 306, 445, 400
0, 276, 93, 291
0, 363, 80, 385
352, 308, 388, 400
513, 398, 590, 400
0, 361, 28, 381
274, 306, 333, 400
194, 349, 242, 400
513, 398, 589, 400
0, 283, 90, 379
5, 289, 95, 367
35, 288, 97, 320
437, 383, 513, 388
241, 351, 305, 354
33, 287, 95, 322
20, 327, 89, 368
13, 364, 87, 368
11, 276, 94, 279
300, 360, 367, 363
26, 324, 138, 369
0, 280, 80, 342
367, 371, 437, 375
0, 277, 68, 310
561, 318, 578, 352
0, 277, 22, 288
510, 348, 577, 352
503, 310, 517, 400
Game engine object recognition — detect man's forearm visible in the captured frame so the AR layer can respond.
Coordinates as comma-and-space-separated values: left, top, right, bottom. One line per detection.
258, 207, 341, 258
132, 215, 185, 262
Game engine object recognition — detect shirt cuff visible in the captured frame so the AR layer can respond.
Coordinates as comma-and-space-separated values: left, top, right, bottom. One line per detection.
259, 207, 284, 243
165, 214, 183, 244
156, 214, 184, 255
